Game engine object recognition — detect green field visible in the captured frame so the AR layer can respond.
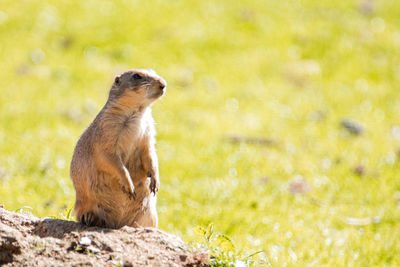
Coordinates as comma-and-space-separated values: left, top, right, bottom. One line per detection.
1, 0, 400, 265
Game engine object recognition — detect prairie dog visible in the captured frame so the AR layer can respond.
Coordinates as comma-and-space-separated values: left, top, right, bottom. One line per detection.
70, 69, 166, 228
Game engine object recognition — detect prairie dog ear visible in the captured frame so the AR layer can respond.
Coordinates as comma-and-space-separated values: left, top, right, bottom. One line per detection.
114, 75, 121, 85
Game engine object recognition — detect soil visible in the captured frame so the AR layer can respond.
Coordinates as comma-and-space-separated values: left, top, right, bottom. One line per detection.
0, 206, 209, 266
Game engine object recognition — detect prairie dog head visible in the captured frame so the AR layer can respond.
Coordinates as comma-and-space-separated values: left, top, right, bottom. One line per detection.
108, 69, 167, 108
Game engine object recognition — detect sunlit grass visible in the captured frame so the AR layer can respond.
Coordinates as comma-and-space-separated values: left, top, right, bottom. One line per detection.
1, 0, 400, 265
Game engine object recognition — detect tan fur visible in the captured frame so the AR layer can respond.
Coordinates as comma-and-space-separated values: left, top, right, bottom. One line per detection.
70, 69, 166, 228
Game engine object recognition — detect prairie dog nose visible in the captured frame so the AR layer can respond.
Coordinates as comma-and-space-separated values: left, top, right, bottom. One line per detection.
159, 78, 167, 90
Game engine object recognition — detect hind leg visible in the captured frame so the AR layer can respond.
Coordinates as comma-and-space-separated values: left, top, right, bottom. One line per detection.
75, 197, 107, 228
80, 211, 107, 227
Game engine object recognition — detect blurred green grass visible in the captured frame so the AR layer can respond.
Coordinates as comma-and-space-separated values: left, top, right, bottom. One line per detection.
1, 0, 400, 265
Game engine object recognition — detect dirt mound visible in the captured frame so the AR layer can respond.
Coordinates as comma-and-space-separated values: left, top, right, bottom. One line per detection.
0, 207, 208, 266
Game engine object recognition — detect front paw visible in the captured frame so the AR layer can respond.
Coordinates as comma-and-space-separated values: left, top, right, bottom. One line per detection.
148, 172, 159, 194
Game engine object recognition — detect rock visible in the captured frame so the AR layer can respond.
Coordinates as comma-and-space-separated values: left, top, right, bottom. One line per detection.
79, 236, 92, 246
0, 207, 209, 266
0, 225, 22, 264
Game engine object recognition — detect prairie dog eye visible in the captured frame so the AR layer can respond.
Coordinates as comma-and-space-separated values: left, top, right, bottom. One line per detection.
114, 76, 121, 85
132, 73, 142, 80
